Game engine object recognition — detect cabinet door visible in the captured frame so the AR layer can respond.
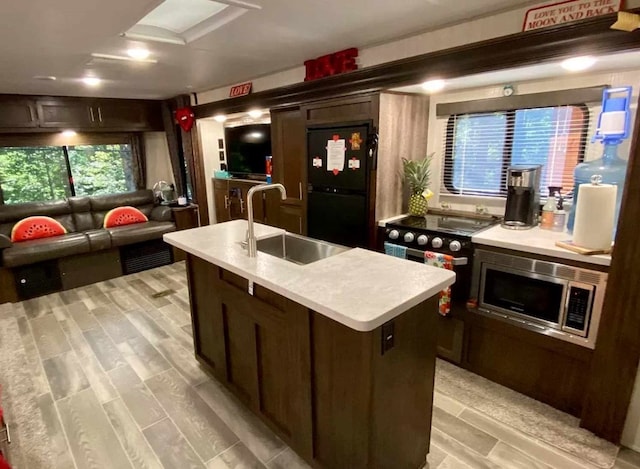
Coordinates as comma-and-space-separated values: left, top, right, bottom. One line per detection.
95, 100, 162, 130
264, 192, 305, 234
214, 270, 312, 455
271, 108, 305, 205
214, 188, 231, 223
437, 316, 464, 364
37, 99, 95, 128
0, 98, 37, 128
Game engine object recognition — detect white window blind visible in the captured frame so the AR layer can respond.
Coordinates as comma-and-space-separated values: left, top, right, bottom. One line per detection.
441, 105, 592, 199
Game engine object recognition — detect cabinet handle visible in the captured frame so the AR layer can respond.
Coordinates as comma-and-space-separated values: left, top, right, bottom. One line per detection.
224, 195, 230, 209
89, 107, 95, 122
299, 182, 303, 200
97, 107, 103, 122
240, 198, 245, 213
1, 419, 11, 445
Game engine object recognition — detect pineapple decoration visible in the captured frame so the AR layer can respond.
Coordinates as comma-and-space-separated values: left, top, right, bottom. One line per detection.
402, 154, 434, 216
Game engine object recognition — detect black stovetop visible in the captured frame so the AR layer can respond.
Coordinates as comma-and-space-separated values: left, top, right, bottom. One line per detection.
387, 213, 496, 237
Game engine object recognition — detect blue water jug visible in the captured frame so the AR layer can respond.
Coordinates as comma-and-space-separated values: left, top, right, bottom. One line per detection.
567, 143, 627, 234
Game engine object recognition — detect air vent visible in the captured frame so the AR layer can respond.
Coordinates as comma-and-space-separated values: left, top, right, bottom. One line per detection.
534, 261, 554, 276
579, 271, 602, 284
556, 266, 577, 280
512, 257, 534, 272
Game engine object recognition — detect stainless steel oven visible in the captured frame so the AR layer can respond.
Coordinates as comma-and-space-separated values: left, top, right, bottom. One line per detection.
470, 249, 607, 349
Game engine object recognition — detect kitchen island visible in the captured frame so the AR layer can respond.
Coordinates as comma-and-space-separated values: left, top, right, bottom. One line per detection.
164, 220, 455, 469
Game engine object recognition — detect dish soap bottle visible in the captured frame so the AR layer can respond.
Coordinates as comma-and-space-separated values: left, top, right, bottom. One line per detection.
541, 187, 558, 230
567, 86, 632, 234
552, 190, 566, 232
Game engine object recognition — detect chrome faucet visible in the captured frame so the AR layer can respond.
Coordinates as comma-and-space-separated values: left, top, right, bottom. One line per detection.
245, 183, 287, 257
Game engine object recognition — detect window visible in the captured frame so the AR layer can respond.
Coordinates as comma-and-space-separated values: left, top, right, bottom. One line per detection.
0, 136, 138, 205
444, 105, 589, 197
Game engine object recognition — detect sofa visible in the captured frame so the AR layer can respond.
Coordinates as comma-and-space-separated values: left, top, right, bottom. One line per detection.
0, 189, 176, 302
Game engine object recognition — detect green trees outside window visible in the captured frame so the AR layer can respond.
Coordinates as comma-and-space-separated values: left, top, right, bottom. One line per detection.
0, 144, 135, 204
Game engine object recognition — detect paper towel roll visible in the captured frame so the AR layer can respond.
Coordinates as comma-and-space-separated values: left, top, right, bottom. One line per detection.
573, 181, 617, 250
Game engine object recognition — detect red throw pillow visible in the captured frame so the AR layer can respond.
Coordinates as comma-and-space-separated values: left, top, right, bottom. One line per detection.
103, 206, 148, 228
10, 216, 67, 242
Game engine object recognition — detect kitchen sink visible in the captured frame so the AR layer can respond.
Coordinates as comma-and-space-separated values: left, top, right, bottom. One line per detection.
256, 232, 351, 265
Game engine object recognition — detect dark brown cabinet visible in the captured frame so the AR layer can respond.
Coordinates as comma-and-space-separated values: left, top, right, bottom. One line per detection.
0, 97, 37, 129
1, 95, 163, 132
268, 107, 306, 235
94, 100, 162, 130
213, 178, 266, 224
37, 99, 94, 128
186, 255, 439, 469
187, 258, 312, 455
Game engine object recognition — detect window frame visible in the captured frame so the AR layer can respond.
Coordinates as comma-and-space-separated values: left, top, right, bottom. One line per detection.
0, 132, 139, 205
443, 103, 591, 197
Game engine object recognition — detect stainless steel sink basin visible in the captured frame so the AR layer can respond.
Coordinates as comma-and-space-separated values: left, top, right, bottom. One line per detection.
256, 232, 351, 265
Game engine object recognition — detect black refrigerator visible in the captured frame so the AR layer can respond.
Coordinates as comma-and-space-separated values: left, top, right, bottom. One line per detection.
307, 123, 372, 248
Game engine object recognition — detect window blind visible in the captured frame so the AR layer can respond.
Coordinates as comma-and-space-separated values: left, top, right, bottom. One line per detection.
441, 105, 594, 199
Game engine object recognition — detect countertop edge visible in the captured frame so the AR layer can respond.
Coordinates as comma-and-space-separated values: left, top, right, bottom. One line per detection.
471, 235, 611, 267
165, 233, 454, 332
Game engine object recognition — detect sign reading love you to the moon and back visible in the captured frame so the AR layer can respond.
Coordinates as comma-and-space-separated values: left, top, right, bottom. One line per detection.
523, 0, 622, 31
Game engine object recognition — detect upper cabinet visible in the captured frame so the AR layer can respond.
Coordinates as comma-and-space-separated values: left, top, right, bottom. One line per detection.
0, 97, 38, 129
94, 100, 163, 130
1, 95, 163, 132
37, 99, 94, 128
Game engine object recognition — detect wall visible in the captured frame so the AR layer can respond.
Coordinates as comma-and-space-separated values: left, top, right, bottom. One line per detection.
197, 119, 225, 223
143, 132, 173, 189
196, 1, 640, 105
425, 69, 640, 216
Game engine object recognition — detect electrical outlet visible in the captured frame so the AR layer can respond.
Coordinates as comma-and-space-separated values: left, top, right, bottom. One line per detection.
381, 321, 394, 355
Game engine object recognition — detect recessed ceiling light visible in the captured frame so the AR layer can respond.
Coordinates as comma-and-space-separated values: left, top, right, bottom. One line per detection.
61, 130, 77, 137
82, 77, 101, 87
214, 114, 227, 122
248, 109, 263, 118
127, 48, 150, 60
561, 56, 597, 72
421, 79, 446, 93
33, 75, 57, 81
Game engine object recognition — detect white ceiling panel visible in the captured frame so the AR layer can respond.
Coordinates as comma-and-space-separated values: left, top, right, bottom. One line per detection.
0, 0, 546, 99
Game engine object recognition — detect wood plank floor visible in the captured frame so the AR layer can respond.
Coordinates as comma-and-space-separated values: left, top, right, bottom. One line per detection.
0, 261, 638, 469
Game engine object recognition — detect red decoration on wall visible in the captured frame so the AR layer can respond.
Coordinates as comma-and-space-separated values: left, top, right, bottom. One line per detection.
175, 107, 195, 132
304, 48, 358, 82
229, 82, 253, 98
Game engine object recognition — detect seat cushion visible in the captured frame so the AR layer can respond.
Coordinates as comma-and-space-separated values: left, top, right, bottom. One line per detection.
2, 232, 90, 268
107, 221, 176, 247
85, 229, 112, 251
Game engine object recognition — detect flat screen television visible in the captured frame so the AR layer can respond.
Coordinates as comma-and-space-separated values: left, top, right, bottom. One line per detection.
225, 124, 272, 178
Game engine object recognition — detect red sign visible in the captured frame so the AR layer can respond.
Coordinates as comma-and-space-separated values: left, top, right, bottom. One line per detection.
304, 48, 358, 82
523, 0, 622, 31
229, 82, 252, 98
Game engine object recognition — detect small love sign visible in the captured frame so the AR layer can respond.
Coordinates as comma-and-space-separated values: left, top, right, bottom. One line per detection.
523, 0, 621, 31
229, 82, 252, 98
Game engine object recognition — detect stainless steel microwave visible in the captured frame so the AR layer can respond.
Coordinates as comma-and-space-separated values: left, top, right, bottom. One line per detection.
470, 249, 607, 349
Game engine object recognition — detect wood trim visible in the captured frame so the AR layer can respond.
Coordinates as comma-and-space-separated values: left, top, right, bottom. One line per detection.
580, 91, 640, 442
0, 132, 136, 147
194, 10, 640, 118
435, 86, 605, 116
181, 122, 210, 225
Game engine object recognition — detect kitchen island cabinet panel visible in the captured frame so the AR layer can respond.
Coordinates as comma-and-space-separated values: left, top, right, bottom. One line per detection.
186, 256, 226, 378
188, 257, 313, 458
185, 252, 440, 469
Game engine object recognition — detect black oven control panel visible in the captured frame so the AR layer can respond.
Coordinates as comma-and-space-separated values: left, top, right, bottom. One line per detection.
563, 284, 594, 336
385, 228, 471, 254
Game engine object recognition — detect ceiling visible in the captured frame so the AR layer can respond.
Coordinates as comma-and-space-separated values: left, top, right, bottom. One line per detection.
0, 0, 543, 100
391, 50, 640, 94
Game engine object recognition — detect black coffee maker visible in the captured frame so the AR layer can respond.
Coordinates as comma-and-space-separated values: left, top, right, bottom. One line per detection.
502, 165, 542, 230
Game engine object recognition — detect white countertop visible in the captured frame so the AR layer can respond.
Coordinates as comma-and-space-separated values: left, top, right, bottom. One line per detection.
164, 220, 456, 332
472, 225, 611, 267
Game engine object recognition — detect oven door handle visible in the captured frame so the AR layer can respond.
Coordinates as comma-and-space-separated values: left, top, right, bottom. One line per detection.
406, 248, 468, 266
